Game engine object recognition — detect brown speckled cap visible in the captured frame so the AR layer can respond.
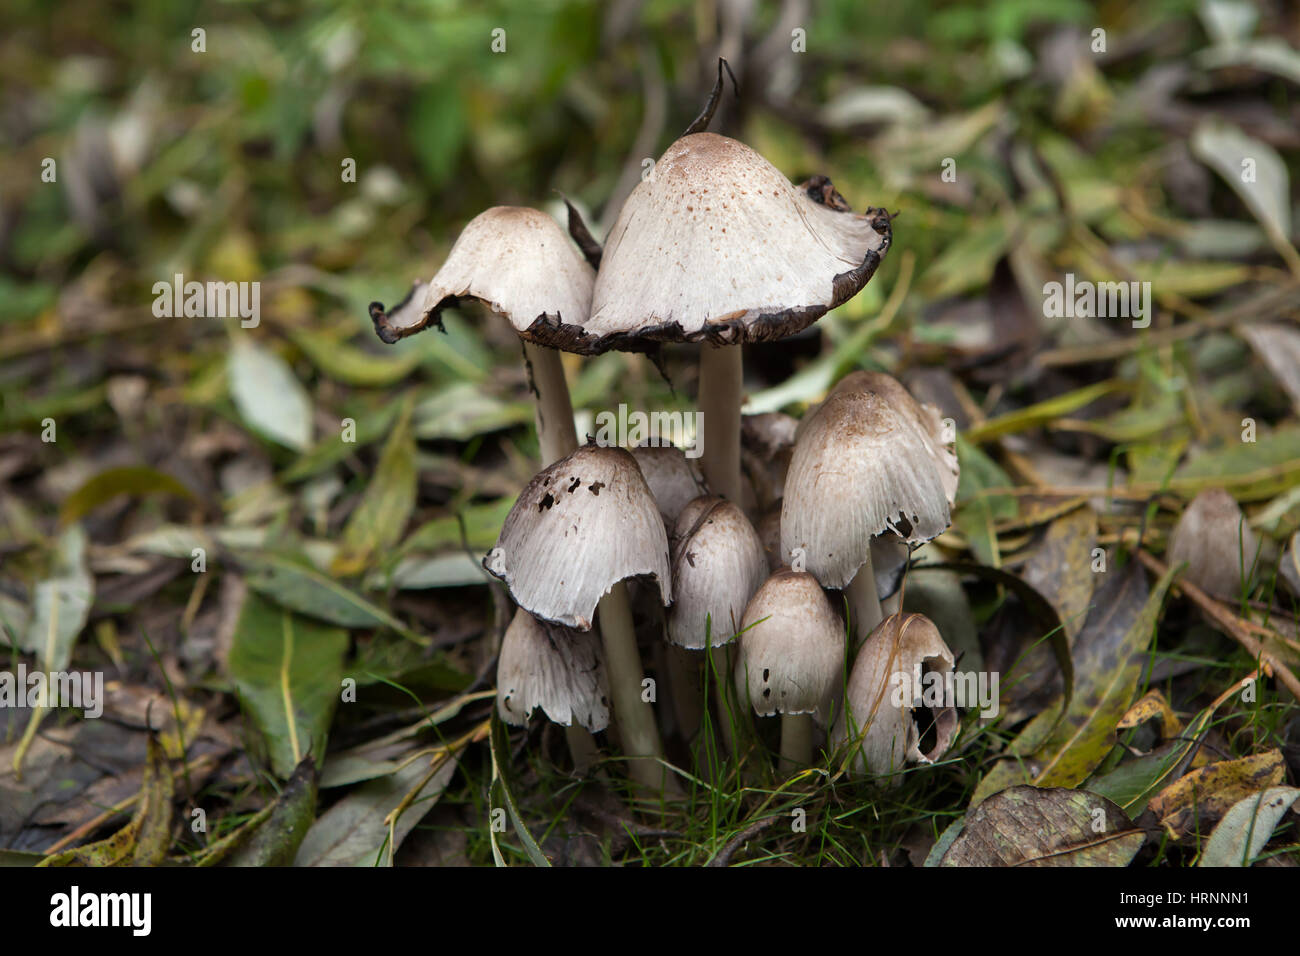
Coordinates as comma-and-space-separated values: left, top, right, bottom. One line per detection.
781, 371, 959, 589
369, 205, 594, 344
484, 444, 671, 630
537, 132, 891, 354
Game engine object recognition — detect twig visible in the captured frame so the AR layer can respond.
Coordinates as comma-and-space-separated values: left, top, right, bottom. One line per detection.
1137, 550, 1300, 699
707, 816, 777, 867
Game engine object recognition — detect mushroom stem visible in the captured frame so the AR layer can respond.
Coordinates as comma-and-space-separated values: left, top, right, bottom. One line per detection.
564, 724, 599, 774
523, 340, 578, 465
596, 582, 667, 793
699, 344, 743, 503
779, 713, 813, 772
847, 557, 883, 650
666, 642, 703, 741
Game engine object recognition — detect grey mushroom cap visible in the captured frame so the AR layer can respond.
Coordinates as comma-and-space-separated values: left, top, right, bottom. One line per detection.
484, 444, 671, 630
370, 206, 594, 344
733, 569, 845, 721
781, 371, 959, 589
569, 132, 891, 353
629, 444, 708, 528
668, 496, 769, 649
1167, 488, 1261, 598
833, 612, 959, 779
496, 609, 610, 731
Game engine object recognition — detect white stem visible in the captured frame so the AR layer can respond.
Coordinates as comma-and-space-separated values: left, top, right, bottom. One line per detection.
699, 344, 743, 503
564, 724, 599, 774
780, 713, 813, 773
847, 556, 883, 651
596, 581, 667, 793
523, 340, 578, 465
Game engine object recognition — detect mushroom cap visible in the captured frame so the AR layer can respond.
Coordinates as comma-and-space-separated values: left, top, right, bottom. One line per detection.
370, 206, 594, 344
485, 444, 671, 629
496, 609, 610, 731
1167, 488, 1261, 598
668, 496, 769, 649
781, 371, 959, 588
733, 569, 845, 720
833, 612, 958, 778
629, 444, 708, 528
573, 133, 890, 352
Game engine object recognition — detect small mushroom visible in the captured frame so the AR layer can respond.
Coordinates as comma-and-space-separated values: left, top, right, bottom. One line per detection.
668, 496, 768, 649
1167, 488, 1262, 599
741, 411, 799, 509
781, 371, 958, 644
630, 443, 708, 528
497, 608, 610, 733
485, 443, 670, 790
368, 206, 592, 465
833, 612, 959, 782
734, 569, 846, 770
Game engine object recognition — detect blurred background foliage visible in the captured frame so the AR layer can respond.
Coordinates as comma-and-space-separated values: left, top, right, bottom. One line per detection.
3, 0, 1300, 866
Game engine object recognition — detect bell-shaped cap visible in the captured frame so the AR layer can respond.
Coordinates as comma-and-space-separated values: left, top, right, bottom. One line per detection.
484, 444, 671, 629
833, 612, 958, 778
1167, 488, 1261, 598
629, 444, 708, 528
733, 569, 845, 721
781, 371, 959, 588
370, 206, 594, 344
497, 609, 610, 731
580, 133, 891, 351
668, 496, 768, 649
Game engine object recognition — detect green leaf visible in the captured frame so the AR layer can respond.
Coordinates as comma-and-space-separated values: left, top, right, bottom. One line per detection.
242, 550, 426, 643
227, 592, 349, 778
224, 757, 320, 866
972, 561, 1178, 804
293, 747, 461, 866
289, 329, 421, 388
488, 711, 551, 867
281, 401, 401, 483
336, 395, 416, 572
1199, 786, 1300, 867
414, 381, 532, 441
1190, 119, 1295, 259
410, 83, 467, 186
953, 435, 1017, 567
59, 466, 195, 526
227, 339, 314, 452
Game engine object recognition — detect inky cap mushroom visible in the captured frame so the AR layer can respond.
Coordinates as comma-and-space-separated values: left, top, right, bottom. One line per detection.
497, 609, 610, 732
629, 443, 708, 528
833, 612, 959, 779
668, 496, 768, 649
733, 569, 845, 721
485, 444, 671, 630
582, 133, 892, 349
369, 205, 594, 344
781, 371, 959, 588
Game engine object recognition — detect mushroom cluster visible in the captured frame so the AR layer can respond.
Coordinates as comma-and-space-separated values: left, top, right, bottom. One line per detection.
368, 63, 968, 793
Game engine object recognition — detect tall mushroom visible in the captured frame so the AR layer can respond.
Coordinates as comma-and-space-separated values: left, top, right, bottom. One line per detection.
484, 443, 671, 791
368, 205, 590, 464
734, 569, 845, 771
668, 495, 768, 749
781, 371, 958, 645
586, 133, 891, 504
